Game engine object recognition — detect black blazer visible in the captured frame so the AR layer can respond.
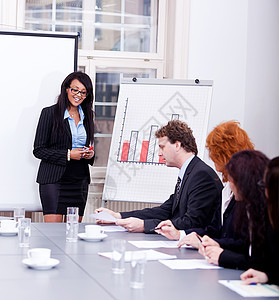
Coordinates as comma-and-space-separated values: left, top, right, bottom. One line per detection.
218, 221, 279, 276
265, 225, 279, 284
186, 197, 246, 250
33, 104, 93, 184
121, 156, 223, 233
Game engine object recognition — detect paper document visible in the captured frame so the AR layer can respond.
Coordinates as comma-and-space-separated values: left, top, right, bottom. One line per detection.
98, 249, 177, 262
90, 211, 118, 223
128, 240, 192, 249
219, 280, 279, 297
102, 225, 127, 232
159, 259, 222, 270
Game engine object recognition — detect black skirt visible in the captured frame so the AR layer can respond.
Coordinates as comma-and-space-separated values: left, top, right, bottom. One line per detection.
39, 160, 89, 216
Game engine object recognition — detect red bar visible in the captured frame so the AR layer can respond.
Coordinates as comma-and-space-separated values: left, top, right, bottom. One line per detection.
139, 141, 149, 162
159, 156, 165, 164
121, 141, 130, 161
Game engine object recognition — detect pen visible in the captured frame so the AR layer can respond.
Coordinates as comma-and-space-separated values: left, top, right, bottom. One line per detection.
83, 146, 94, 151
196, 233, 202, 243
151, 225, 171, 231
196, 234, 208, 258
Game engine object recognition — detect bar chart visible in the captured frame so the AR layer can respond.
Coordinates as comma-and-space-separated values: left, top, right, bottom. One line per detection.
117, 98, 179, 165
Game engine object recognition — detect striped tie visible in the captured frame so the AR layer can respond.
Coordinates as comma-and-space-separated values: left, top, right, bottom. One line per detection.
175, 177, 182, 203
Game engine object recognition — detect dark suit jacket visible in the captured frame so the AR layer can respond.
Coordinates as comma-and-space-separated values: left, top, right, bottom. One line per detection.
120, 156, 223, 233
33, 104, 93, 184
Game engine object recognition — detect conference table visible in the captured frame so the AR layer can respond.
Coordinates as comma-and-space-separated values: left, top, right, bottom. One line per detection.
0, 223, 275, 300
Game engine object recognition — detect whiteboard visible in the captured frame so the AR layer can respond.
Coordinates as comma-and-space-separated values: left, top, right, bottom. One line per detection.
103, 78, 213, 204
0, 31, 78, 211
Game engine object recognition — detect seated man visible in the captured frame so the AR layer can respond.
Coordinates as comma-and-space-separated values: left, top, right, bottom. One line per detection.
96, 120, 223, 233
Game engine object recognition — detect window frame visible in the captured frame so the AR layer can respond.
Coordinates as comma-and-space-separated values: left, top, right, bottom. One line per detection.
79, 0, 167, 60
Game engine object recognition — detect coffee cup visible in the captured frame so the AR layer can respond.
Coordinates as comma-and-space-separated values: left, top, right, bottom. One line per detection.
27, 248, 51, 265
85, 225, 104, 237
1, 220, 17, 231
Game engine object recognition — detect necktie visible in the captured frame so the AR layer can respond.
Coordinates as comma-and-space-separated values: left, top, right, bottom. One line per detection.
175, 177, 182, 203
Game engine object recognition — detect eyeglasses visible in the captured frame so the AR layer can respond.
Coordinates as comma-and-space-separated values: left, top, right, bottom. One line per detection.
257, 180, 266, 189
69, 87, 87, 97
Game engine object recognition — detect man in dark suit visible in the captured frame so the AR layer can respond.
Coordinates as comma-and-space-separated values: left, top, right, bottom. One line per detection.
96, 120, 223, 233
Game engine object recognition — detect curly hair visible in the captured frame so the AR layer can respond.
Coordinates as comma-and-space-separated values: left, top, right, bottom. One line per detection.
206, 121, 254, 181
265, 156, 279, 234
155, 120, 198, 155
225, 150, 269, 256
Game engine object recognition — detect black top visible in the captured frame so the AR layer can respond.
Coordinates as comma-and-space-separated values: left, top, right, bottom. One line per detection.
218, 218, 278, 276
262, 225, 279, 285
185, 197, 246, 250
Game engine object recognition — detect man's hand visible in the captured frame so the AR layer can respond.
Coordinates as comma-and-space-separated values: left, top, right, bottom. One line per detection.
155, 220, 180, 240
116, 217, 144, 232
240, 269, 268, 284
94, 207, 121, 224
177, 232, 201, 248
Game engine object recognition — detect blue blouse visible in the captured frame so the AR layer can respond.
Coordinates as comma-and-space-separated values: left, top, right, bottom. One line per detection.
64, 106, 87, 149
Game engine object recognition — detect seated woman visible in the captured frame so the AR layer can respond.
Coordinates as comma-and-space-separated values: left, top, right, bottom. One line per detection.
200, 150, 269, 271
241, 157, 279, 285
156, 121, 254, 249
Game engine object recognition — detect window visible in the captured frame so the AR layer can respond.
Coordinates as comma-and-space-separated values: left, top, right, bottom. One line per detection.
18, 0, 166, 166
94, 0, 157, 53
24, 0, 161, 54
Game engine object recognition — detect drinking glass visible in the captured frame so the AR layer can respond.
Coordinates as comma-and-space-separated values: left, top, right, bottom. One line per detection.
66, 207, 79, 242
130, 251, 147, 288
18, 218, 31, 247
14, 207, 25, 222
111, 239, 126, 274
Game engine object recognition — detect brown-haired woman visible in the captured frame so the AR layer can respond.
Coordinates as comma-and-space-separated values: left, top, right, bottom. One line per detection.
241, 157, 279, 284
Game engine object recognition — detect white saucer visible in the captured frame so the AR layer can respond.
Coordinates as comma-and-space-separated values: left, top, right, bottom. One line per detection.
78, 232, 108, 242
22, 258, 60, 270
0, 228, 18, 236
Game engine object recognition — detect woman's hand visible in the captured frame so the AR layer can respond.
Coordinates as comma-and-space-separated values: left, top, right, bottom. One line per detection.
177, 232, 201, 249
81, 148, 94, 160
203, 246, 223, 265
201, 235, 220, 247
240, 269, 268, 284
70, 148, 84, 160
70, 148, 94, 160
155, 220, 180, 240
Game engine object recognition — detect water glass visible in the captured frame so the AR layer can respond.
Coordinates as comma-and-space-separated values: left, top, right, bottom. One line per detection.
18, 218, 31, 247
130, 251, 147, 289
14, 207, 25, 222
111, 239, 126, 274
66, 207, 79, 242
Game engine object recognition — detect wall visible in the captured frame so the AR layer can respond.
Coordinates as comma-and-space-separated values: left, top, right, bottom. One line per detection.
186, 0, 279, 161
244, 0, 279, 158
